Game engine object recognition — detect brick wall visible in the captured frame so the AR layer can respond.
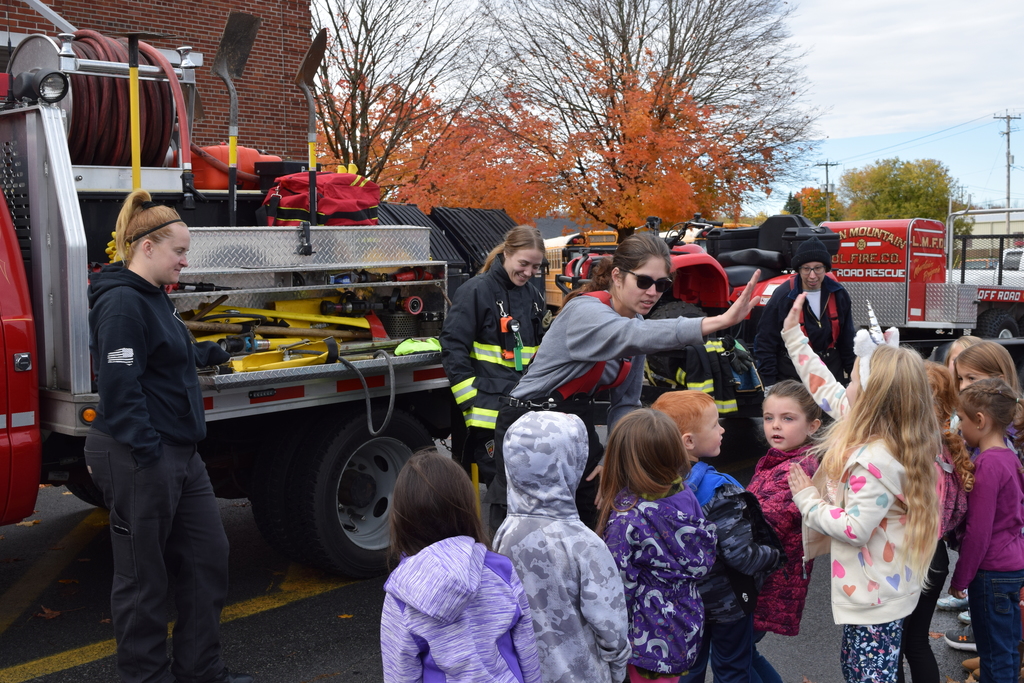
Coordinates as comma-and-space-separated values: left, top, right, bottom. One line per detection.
4, 0, 311, 160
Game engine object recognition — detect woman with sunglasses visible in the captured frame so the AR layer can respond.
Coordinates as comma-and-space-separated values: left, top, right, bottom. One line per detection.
486, 233, 759, 530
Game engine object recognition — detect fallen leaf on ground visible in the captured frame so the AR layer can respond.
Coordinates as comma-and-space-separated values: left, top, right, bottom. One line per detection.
58, 579, 79, 584
0, 535, 5, 541
16, 519, 40, 526
63, 490, 73, 495
100, 618, 111, 624
929, 631, 944, 639
37, 606, 62, 620
801, 678, 817, 683
337, 614, 353, 619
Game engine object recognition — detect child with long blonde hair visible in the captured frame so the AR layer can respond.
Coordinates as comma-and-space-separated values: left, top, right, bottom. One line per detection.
787, 345, 939, 683
599, 409, 717, 682
896, 362, 974, 683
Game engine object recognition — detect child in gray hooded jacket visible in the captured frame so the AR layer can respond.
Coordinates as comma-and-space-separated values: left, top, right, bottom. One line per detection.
494, 411, 631, 683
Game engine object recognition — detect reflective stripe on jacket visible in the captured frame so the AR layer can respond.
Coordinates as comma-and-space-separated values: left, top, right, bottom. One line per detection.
439, 256, 545, 427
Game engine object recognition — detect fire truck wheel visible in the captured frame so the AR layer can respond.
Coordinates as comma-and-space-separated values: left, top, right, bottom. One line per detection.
64, 480, 107, 509
249, 412, 320, 565
976, 308, 1020, 339
645, 300, 705, 384
287, 409, 432, 578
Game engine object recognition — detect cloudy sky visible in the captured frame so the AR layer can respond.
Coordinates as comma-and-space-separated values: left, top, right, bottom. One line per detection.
761, 0, 1024, 212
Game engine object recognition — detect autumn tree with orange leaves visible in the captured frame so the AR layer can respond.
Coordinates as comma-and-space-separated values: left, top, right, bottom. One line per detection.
313, 0, 818, 228
311, 0, 484, 187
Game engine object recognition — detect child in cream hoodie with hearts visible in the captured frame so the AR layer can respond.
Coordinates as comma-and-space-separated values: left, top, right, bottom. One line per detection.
782, 295, 939, 683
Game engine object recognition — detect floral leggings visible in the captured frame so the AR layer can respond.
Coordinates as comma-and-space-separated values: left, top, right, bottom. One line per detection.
841, 619, 905, 683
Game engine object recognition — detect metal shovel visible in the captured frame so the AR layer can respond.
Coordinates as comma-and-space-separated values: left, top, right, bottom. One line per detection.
211, 11, 261, 226
294, 28, 328, 226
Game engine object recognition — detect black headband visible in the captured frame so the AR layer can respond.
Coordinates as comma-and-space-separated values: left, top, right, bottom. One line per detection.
126, 218, 182, 245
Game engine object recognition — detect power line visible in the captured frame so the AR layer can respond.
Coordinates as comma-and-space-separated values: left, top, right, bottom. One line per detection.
838, 119, 995, 164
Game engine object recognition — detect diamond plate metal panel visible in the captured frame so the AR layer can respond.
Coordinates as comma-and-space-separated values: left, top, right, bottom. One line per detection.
843, 281, 907, 328
957, 285, 979, 325
924, 283, 976, 324
181, 225, 432, 274
199, 351, 441, 389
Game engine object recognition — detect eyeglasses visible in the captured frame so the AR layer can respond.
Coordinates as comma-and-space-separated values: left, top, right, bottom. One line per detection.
623, 269, 673, 293
799, 265, 825, 275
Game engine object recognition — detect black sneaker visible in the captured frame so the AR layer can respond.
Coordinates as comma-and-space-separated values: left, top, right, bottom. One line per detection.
945, 624, 977, 652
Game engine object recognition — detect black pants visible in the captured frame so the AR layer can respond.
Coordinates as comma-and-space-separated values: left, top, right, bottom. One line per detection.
485, 398, 604, 531
897, 541, 950, 683
85, 430, 230, 683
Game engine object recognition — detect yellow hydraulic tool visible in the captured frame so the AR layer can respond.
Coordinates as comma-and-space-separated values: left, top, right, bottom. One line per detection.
208, 304, 371, 329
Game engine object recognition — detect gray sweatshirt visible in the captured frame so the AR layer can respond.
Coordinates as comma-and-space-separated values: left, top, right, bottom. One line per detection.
494, 411, 631, 683
511, 294, 705, 427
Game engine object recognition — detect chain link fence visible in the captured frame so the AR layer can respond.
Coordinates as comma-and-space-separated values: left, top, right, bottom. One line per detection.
951, 233, 1024, 285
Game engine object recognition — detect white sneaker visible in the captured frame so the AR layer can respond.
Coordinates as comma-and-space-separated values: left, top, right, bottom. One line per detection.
958, 609, 971, 625
937, 594, 969, 611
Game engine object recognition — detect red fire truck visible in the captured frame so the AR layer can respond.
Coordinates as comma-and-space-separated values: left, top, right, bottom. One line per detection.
0, 26, 456, 579
746, 218, 1024, 357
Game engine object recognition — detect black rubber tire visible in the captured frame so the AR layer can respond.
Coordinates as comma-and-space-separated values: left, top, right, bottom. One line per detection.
64, 479, 107, 508
249, 411, 319, 564
976, 308, 1020, 339
645, 299, 704, 382
286, 409, 432, 577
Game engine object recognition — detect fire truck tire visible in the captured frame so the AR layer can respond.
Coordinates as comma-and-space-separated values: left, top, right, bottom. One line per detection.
64, 480, 107, 509
645, 300, 705, 381
249, 413, 320, 564
976, 308, 1020, 339
286, 409, 432, 577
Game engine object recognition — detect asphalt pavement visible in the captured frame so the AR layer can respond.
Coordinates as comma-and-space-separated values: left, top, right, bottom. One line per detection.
0, 421, 979, 682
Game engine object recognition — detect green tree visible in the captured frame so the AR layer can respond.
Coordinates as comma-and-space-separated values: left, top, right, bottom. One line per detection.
839, 158, 973, 234
783, 192, 801, 215
793, 186, 844, 224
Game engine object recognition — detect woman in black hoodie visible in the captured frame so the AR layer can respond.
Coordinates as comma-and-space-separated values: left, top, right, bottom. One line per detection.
85, 189, 250, 683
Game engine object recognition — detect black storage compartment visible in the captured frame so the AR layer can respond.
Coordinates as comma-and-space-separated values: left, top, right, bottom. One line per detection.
254, 161, 313, 193
703, 226, 759, 258
782, 226, 841, 266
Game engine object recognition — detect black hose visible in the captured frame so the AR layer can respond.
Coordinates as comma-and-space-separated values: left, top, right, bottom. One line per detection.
336, 351, 396, 437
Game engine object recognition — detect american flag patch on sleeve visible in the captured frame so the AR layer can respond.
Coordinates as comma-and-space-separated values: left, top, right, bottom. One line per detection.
107, 348, 135, 365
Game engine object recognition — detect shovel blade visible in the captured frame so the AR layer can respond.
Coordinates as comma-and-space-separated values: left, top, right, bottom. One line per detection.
294, 28, 328, 87
212, 11, 262, 80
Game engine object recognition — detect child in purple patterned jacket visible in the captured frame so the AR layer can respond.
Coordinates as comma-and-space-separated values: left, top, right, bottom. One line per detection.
598, 409, 718, 683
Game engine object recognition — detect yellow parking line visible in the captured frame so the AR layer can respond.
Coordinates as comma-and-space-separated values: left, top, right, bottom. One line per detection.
0, 508, 109, 636
0, 563, 358, 683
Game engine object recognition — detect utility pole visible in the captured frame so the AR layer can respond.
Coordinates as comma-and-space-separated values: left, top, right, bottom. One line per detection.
994, 111, 1020, 232
815, 160, 840, 221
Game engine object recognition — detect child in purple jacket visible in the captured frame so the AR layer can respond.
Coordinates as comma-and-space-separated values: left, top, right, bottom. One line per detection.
380, 450, 542, 683
950, 380, 1024, 683
599, 409, 718, 682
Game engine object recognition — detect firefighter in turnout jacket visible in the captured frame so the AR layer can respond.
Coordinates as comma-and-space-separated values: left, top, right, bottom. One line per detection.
440, 226, 547, 483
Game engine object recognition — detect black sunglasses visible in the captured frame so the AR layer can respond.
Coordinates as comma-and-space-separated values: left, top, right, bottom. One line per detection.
623, 269, 673, 293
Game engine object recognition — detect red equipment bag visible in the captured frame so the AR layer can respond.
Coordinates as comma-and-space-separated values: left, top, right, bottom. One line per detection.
257, 172, 380, 226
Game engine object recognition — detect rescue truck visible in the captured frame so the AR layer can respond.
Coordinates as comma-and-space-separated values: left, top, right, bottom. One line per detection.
0, 25, 457, 578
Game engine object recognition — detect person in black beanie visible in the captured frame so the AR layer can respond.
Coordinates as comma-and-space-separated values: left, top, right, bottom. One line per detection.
753, 236, 855, 387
